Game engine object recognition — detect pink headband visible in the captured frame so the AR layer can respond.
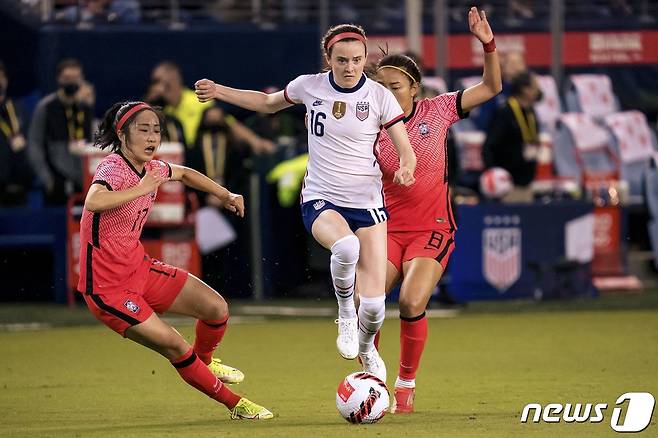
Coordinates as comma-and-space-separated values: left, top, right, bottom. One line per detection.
326, 32, 367, 50
116, 103, 152, 133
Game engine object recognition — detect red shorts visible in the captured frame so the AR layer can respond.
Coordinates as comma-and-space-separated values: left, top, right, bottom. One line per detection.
82, 257, 189, 336
387, 229, 455, 273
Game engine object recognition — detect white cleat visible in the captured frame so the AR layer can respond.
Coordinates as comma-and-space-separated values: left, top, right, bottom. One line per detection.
359, 348, 387, 383
335, 317, 359, 360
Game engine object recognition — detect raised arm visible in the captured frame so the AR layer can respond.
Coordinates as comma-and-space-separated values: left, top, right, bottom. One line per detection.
461, 7, 502, 113
170, 163, 245, 217
386, 122, 417, 186
195, 78, 291, 115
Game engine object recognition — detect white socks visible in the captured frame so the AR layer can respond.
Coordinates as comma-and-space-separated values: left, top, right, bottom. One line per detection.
330, 235, 360, 319
357, 294, 385, 354
395, 376, 416, 389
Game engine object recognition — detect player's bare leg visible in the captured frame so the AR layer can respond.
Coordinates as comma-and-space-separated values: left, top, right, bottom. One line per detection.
124, 313, 272, 419
353, 221, 388, 382
312, 210, 360, 359
167, 274, 243, 384
391, 257, 444, 414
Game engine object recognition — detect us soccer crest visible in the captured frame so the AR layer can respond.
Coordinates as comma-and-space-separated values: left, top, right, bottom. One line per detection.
333, 101, 346, 119
356, 101, 370, 121
482, 217, 521, 292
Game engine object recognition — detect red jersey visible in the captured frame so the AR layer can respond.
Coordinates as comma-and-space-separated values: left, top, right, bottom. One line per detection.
377, 91, 466, 232
77, 152, 171, 294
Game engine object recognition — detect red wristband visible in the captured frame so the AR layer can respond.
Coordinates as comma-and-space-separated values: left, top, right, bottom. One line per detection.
483, 38, 496, 53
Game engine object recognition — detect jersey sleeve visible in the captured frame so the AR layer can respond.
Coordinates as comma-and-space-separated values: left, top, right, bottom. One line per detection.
92, 158, 125, 191
149, 159, 172, 179
380, 87, 405, 129
284, 75, 308, 105
430, 90, 469, 125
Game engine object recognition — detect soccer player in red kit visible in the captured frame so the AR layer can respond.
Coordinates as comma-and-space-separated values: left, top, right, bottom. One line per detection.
78, 101, 273, 419
375, 7, 502, 413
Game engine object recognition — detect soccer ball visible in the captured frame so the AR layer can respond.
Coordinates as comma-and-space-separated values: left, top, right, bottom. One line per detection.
480, 167, 513, 199
336, 372, 389, 424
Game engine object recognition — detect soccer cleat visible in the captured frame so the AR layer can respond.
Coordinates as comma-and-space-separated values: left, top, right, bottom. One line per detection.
335, 317, 359, 360
359, 348, 387, 382
230, 398, 274, 420
207, 358, 245, 384
390, 386, 415, 414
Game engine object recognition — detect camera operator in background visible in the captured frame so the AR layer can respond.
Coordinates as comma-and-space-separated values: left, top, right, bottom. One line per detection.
28, 58, 95, 205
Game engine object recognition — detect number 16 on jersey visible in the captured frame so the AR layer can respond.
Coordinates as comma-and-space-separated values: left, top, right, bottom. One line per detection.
309, 110, 326, 137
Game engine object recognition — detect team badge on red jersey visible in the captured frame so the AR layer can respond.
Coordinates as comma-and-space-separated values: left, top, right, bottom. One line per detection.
356, 101, 370, 121
333, 101, 346, 119
418, 122, 430, 136
124, 299, 140, 314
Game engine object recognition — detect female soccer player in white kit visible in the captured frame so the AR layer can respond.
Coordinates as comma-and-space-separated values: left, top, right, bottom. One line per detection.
195, 24, 416, 382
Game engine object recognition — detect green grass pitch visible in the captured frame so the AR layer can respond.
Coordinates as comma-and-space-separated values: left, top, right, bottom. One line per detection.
1, 309, 657, 437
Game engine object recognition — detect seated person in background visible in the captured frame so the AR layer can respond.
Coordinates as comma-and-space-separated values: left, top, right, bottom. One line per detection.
244, 86, 307, 158
187, 105, 271, 299
0, 61, 32, 205
187, 105, 275, 206
28, 58, 95, 204
482, 71, 543, 202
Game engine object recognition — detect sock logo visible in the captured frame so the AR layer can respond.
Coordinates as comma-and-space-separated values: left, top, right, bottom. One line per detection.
521, 392, 655, 433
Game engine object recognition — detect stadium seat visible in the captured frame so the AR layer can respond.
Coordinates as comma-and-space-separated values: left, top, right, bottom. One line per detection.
553, 113, 618, 182
534, 74, 562, 133
603, 111, 658, 204
564, 74, 619, 119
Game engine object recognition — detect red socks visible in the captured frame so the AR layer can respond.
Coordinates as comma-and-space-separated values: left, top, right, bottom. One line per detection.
194, 315, 229, 365
171, 348, 241, 409
398, 313, 428, 381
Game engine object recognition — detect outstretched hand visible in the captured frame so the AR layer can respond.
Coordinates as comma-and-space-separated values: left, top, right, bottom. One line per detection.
195, 78, 217, 103
221, 192, 245, 217
468, 6, 494, 44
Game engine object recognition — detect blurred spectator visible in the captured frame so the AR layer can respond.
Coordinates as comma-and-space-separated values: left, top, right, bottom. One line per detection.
187, 105, 276, 199
187, 105, 264, 297
56, 0, 141, 24
244, 87, 306, 158
482, 71, 542, 202
143, 80, 186, 148
0, 61, 33, 205
471, 50, 527, 131
28, 58, 94, 205
150, 61, 212, 147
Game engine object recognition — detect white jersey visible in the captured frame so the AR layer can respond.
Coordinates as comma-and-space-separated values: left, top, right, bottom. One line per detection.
285, 72, 404, 209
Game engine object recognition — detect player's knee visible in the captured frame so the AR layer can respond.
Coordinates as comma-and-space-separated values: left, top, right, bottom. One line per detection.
331, 234, 360, 265
398, 294, 427, 317
202, 294, 228, 321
